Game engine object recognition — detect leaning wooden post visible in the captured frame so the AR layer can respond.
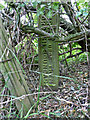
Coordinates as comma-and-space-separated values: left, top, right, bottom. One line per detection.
38, 2, 59, 90
0, 17, 34, 116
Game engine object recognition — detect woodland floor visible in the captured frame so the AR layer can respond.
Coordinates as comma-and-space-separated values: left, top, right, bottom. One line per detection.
0, 61, 89, 119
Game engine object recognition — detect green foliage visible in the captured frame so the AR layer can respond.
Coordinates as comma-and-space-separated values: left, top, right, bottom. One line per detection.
0, 1, 89, 119
52, 2, 59, 10
59, 42, 87, 65
0, 3, 4, 10
78, 52, 87, 62
46, 10, 53, 18
32, 0, 45, 9
76, 1, 89, 18
37, 8, 44, 16
79, 0, 85, 3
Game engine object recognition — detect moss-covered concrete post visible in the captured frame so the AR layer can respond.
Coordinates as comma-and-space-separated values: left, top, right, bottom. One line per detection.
38, 2, 59, 90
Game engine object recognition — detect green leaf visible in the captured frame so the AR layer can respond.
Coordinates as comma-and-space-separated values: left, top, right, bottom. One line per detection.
83, 12, 88, 16
79, 0, 85, 3
46, 10, 52, 18
76, 2, 80, 6
41, 4, 46, 8
29, 112, 40, 116
19, 3, 25, 8
0, 3, 4, 10
46, 83, 56, 86
84, 2, 88, 7
52, 3, 59, 10
37, 10, 44, 17
32, 1, 38, 8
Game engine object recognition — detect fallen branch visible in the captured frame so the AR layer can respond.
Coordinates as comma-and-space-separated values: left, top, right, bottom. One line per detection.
21, 24, 90, 44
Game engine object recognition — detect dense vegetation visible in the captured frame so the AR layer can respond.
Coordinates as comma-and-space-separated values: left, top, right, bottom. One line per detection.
0, 0, 90, 119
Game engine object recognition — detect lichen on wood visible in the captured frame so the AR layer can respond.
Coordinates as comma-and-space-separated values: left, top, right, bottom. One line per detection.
0, 17, 34, 116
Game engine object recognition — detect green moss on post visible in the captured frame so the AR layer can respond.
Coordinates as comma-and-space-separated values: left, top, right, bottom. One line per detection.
38, 3, 59, 90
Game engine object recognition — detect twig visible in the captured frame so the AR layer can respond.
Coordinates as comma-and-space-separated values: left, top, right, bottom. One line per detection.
60, 51, 83, 62
0, 57, 14, 64
0, 92, 57, 105
59, 48, 82, 55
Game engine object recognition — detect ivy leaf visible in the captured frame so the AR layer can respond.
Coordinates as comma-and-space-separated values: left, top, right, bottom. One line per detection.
52, 3, 59, 10
32, 1, 38, 8
84, 2, 88, 7
37, 9, 44, 17
40, 4, 46, 11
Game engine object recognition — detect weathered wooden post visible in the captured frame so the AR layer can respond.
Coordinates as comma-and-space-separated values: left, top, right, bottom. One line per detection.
38, 2, 59, 90
0, 17, 34, 115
